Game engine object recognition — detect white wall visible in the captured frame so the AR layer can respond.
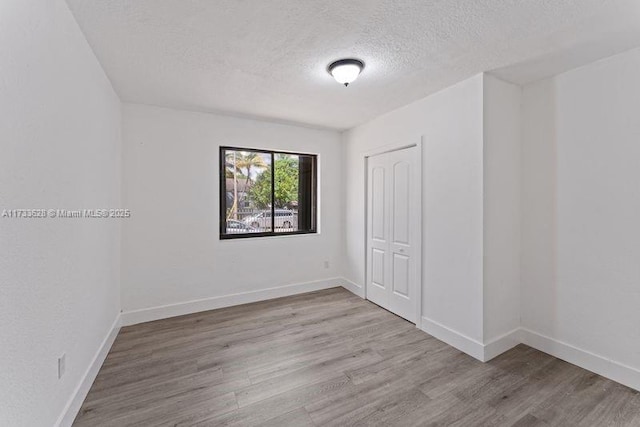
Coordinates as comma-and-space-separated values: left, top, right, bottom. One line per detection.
342, 75, 485, 344
4, 5, 639, 425
0, 1, 122, 426
522, 48, 640, 387
482, 75, 522, 343
121, 104, 343, 315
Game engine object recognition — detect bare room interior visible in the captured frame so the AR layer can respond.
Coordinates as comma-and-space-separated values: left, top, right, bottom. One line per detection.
2, 1, 640, 426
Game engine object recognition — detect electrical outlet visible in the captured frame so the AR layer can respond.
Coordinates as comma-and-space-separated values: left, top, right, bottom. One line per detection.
324, 261, 330, 269
58, 354, 66, 379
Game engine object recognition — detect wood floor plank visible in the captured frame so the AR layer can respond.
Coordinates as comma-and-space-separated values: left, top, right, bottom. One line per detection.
195, 375, 352, 427
256, 407, 315, 427
236, 348, 383, 407
73, 287, 639, 426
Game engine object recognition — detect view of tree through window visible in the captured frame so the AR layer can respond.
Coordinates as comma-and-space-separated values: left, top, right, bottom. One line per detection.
220, 147, 316, 238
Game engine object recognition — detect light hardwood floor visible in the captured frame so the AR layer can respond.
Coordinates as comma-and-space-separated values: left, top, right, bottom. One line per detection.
74, 287, 640, 426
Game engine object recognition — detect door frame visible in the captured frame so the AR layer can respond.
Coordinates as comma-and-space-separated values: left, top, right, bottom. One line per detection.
363, 137, 423, 326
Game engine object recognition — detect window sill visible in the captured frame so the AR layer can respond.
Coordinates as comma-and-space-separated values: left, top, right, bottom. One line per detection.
219, 231, 319, 241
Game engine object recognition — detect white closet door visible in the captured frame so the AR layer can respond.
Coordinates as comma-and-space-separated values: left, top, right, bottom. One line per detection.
366, 153, 390, 310
366, 146, 419, 323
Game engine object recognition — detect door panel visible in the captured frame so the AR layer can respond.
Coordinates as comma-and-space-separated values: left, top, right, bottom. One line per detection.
366, 146, 419, 323
371, 167, 386, 241
392, 253, 410, 297
371, 248, 386, 288
393, 161, 410, 245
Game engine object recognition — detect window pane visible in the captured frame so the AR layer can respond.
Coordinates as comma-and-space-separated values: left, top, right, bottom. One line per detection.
223, 149, 272, 234
273, 153, 298, 232
273, 153, 315, 233
297, 154, 315, 232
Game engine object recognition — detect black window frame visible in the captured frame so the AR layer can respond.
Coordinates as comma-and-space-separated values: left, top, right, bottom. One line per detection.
219, 146, 318, 240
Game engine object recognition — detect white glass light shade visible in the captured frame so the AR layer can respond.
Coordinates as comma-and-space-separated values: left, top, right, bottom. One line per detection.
328, 59, 364, 86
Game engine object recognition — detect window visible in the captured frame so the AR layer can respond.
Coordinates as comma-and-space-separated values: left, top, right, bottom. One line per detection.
220, 147, 317, 239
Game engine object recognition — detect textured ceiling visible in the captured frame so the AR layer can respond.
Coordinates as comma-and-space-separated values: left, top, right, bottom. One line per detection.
65, 0, 640, 130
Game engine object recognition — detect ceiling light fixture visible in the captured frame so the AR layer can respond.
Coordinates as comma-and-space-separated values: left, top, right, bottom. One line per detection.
327, 59, 365, 87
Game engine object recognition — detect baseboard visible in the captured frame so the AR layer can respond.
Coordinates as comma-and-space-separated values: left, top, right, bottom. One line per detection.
120, 278, 343, 326
483, 328, 522, 361
339, 279, 640, 391
520, 328, 640, 392
55, 314, 121, 427
420, 316, 485, 361
340, 277, 364, 298
415, 319, 640, 391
